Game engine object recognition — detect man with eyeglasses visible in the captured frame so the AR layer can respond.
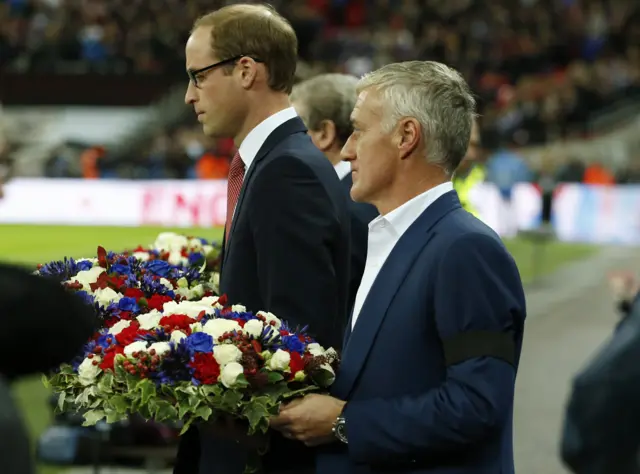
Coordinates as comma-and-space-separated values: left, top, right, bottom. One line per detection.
178, 4, 351, 474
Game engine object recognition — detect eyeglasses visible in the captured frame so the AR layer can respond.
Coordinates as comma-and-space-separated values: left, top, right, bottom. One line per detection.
187, 55, 263, 88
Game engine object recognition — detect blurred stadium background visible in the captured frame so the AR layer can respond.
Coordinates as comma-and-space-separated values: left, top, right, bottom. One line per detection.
0, 0, 639, 473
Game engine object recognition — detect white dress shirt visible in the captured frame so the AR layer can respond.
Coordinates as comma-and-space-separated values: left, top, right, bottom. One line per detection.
334, 160, 352, 180
238, 106, 298, 173
351, 181, 454, 328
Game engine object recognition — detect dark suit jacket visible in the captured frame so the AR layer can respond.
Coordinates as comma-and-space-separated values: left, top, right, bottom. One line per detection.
175, 117, 351, 474
340, 172, 378, 311
317, 191, 526, 474
561, 293, 640, 474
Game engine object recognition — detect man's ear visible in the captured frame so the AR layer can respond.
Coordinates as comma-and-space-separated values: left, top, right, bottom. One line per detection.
397, 118, 420, 160
238, 57, 258, 89
312, 120, 338, 152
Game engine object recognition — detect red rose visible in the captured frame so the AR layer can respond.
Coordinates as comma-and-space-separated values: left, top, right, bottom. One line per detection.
190, 353, 221, 384
124, 288, 145, 299
159, 314, 195, 333
289, 351, 305, 378
115, 322, 147, 346
147, 294, 174, 311
100, 345, 124, 371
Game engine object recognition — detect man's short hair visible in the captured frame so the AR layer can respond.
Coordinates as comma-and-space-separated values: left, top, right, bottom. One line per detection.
193, 4, 298, 94
290, 73, 359, 145
357, 61, 477, 175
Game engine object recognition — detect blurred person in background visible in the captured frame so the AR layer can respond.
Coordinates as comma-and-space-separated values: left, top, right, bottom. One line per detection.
290, 73, 378, 310
484, 140, 533, 237
561, 272, 640, 474
453, 118, 485, 217
0, 263, 97, 474
177, 4, 351, 474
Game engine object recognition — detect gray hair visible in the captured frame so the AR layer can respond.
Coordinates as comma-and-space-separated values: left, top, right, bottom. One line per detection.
357, 61, 477, 175
290, 73, 359, 145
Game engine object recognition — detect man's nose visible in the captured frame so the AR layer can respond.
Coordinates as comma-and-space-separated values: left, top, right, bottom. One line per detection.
340, 136, 356, 162
185, 81, 197, 105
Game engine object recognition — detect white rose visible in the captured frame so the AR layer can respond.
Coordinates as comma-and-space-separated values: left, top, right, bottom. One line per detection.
137, 310, 162, 330
154, 232, 188, 252
171, 330, 187, 344
257, 311, 281, 329
306, 343, 325, 357
200, 296, 222, 308
69, 266, 105, 292
190, 322, 203, 333
268, 349, 291, 371
188, 238, 204, 252
220, 362, 245, 388
78, 357, 102, 386
148, 342, 172, 357
202, 244, 214, 256
163, 301, 215, 319
243, 319, 265, 339
109, 319, 131, 336
94, 287, 122, 308
213, 344, 242, 367
132, 251, 150, 262
124, 341, 149, 358
159, 278, 174, 290
202, 319, 241, 342
231, 305, 247, 313
168, 250, 186, 266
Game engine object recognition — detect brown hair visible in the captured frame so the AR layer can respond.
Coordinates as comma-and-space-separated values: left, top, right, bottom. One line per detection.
193, 4, 298, 94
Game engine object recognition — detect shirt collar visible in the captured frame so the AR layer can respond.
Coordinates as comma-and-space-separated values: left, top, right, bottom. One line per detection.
334, 160, 352, 180
369, 181, 454, 236
238, 107, 298, 170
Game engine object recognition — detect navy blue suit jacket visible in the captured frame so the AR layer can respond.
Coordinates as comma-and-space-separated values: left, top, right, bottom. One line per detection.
174, 117, 352, 474
340, 172, 378, 311
317, 191, 526, 474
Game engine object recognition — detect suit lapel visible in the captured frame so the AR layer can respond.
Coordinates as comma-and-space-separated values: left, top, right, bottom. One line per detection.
222, 117, 307, 268
332, 191, 462, 400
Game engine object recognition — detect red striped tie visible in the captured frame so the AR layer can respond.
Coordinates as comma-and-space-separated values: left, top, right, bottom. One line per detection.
225, 151, 245, 242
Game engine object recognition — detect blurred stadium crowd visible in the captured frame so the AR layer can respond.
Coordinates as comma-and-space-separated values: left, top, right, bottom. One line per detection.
0, 0, 639, 182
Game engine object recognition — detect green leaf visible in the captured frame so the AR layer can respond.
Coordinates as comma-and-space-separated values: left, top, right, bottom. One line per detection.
195, 405, 213, 421
41, 374, 50, 389
243, 399, 271, 433
98, 372, 114, 394
57, 392, 66, 412
234, 374, 250, 389
82, 410, 105, 426
179, 419, 194, 436
267, 372, 284, 383
188, 395, 202, 409
154, 400, 178, 421
137, 379, 157, 405
106, 410, 124, 424
178, 402, 193, 419
219, 390, 243, 413
109, 395, 129, 414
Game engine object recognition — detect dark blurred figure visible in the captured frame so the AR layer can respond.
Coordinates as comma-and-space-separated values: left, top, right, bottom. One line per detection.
560, 274, 640, 474
0, 263, 98, 474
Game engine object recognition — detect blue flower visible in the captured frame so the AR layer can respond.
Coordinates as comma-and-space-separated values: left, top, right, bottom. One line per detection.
110, 263, 131, 275
75, 290, 95, 306
280, 334, 306, 355
144, 260, 173, 278
118, 297, 139, 313
188, 252, 204, 265
76, 260, 93, 272
184, 332, 213, 353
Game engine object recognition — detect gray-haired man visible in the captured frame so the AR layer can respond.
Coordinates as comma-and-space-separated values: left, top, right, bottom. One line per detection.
291, 73, 378, 311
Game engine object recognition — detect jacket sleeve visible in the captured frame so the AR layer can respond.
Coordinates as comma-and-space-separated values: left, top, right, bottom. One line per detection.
344, 233, 525, 464
248, 156, 345, 348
